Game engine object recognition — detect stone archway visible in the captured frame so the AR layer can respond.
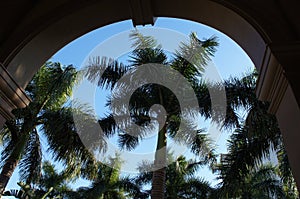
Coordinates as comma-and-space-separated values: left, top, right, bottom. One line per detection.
1, 0, 300, 188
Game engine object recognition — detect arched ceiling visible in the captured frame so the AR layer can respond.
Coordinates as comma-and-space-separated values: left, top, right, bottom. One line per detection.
0, 0, 299, 88
1, 0, 300, 190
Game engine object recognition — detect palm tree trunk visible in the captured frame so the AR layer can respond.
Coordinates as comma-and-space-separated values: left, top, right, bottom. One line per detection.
151, 125, 167, 199
151, 167, 166, 199
0, 156, 19, 196
0, 132, 29, 197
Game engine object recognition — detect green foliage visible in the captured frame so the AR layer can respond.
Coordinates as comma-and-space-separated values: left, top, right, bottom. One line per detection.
84, 30, 295, 199
63, 155, 137, 199
129, 30, 159, 50
26, 62, 78, 111
41, 107, 98, 179
0, 62, 99, 194
86, 30, 221, 158
174, 32, 218, 74
133, 154, 214, 198
277, 143, 299, 198
2, 30, 298, 199
215, 164, 286, 199
213, 73, 299, 198
19, 129, 41, 184
3, 161, 73, 199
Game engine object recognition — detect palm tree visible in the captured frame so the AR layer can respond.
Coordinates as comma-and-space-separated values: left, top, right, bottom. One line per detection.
35, 161, 74, 198
165, 156, 213, 198
213, 73, 299, 198
81, 30, 299, 199
0, 62, 97, 197
2, 182, 53, 199
217, 163, 285, 198
3, 161, 73, 199
63, 154, 146, 199
132, 154, 214, 198
4, 157, 139, 199
71, 156, 125, 199
83, 30, 267, 199
84, 30, 222, 199
277, 142, 299, 198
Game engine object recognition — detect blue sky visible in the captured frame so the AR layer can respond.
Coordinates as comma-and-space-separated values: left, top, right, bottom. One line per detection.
4, 17, 254, 193
51, 17, 254, 78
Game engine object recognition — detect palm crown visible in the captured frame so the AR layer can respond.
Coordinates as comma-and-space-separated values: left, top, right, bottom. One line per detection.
0, 62, 97, 196
82, 30, 264, 198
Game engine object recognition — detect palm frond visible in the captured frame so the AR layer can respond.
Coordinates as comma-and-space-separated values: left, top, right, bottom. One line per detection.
277, 142, 299, 197
41, 107, 98, 179
129, 48, 168, 66
3, 189, 27, 198
118, 133, 139, 151
215, 102, 283, 197
26, 62, 78, 111
120, 176, 149, 199
175, 32, 218, 72
224, 73, 257, 109
0, 133, 15, 167
19, 128, 42, 184
84, 56, 130, 90
250, 165, 285, 198
179, 177, 212, 198
129, 30, 158, 50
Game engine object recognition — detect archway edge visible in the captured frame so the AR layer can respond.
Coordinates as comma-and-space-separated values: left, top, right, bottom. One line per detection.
2, 0, 300, 191
4, 0, 267, 89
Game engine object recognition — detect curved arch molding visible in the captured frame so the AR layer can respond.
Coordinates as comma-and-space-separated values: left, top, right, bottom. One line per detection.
0, 0, 300, 189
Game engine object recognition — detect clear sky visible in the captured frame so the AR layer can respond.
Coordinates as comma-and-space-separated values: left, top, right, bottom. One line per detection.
4, 17, 254, 194
51, 17, 254, 78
